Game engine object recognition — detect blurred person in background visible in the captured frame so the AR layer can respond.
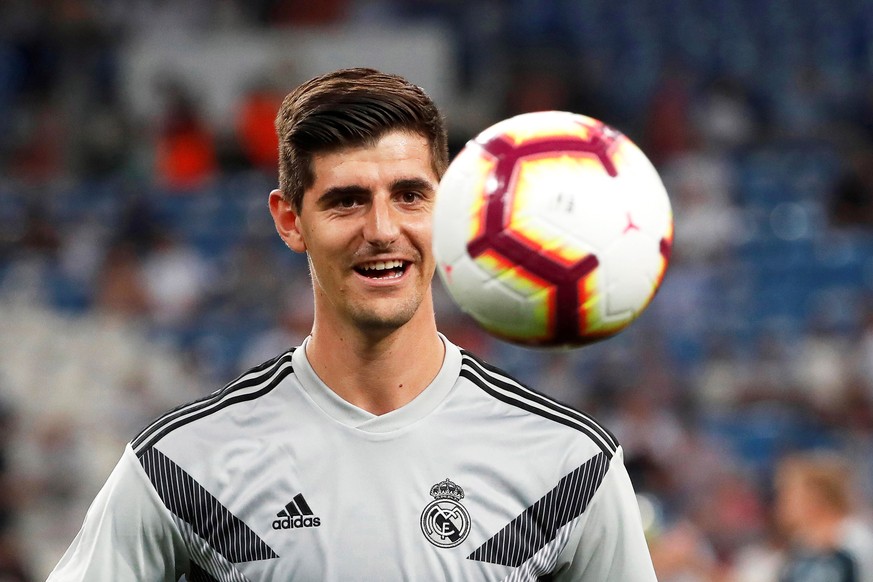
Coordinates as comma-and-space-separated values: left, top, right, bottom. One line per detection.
140, 230, 215, 327
234, 79, 283, 171
153, 81, 217, 191
648, 519, 720, 582
775, 451, 873, 582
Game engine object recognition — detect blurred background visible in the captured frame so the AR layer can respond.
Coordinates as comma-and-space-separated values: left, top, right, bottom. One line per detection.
1, 0, 873, 580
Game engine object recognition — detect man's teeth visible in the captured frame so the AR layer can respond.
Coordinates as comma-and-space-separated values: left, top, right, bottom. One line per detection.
360, 260, 404, 271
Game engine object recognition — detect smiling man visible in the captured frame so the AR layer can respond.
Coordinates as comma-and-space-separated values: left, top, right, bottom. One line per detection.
48, 68, 656, 581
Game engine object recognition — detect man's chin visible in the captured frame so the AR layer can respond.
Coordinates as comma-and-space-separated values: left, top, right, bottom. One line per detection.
354, 313, 414, 333
349, 302, 419, 333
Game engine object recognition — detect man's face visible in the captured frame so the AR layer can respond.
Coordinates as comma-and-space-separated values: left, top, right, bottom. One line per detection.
271, 130, 440, 334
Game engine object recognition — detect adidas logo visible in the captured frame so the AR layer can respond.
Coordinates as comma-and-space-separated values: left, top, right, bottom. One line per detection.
272, 493, 321, 530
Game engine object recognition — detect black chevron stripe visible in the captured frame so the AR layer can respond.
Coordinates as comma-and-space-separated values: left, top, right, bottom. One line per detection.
139, 447, 278, 564
462, 351, 618, 451
460, 351, 617, 452
467, 452, 610, 567
188, 561, 220, 582
132, 351, 294, 455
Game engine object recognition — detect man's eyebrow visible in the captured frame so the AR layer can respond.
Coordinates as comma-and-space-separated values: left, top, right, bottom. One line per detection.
391, 177, 435, 192
316, 177, 435, 206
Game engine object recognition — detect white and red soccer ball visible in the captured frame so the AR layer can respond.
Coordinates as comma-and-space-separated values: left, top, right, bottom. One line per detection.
433, 111, 673, 348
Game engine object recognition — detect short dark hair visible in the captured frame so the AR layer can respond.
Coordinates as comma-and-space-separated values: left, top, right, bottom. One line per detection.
275, 68, 449, 213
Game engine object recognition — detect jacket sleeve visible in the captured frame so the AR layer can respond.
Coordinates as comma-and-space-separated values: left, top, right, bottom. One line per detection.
47, 444, 187, 582
554, 447, 658, 581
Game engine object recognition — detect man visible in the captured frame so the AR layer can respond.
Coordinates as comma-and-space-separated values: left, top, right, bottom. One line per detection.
49, 68, 656, 580
776, 452, 873, 582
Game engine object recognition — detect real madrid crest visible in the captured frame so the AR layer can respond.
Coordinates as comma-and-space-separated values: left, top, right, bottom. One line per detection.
420, 478, 471, 548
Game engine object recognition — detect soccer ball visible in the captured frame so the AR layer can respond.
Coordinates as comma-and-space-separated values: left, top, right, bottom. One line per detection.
433, 111, 673, 348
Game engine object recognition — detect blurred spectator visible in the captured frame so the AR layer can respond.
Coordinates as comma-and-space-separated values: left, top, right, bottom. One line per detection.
94, 241, 150, 318
791, 324, 853, 417
728, 515, 786, 582
7, 103, 67, 184
16, 202, 61, 259
0, 401, 17, 532
534, 351, 589, 410
27, 418, 83, 509
643, 68, 696, 166
609, 388, 685, 484
693, 338, 742, 412
58, 216, 109, 289
239, 290, 312, 370
263, 0, 348, 25
649, 520, 720, 582
743, 330, 798, 403
501, 58, 574, 118
774, 452, 873, 582
0, 533, 33, 582
234, 81, 283, 171
836, 378, 873, 506
857, 304, 873, 397
114, 195, 161, 256
829, 146, 873, 228
771, 67, 832, 140
660, 149, 741, 266
140, 231, 214, 327
691, 77, 758, 154
505, 56, 608, 128
218, 237, 287, 317
76, 102, 130, 178
694, 471, 767, 561
153, 83, 217, 191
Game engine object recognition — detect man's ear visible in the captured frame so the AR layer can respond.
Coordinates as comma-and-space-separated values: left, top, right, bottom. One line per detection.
269, 189, 306, 252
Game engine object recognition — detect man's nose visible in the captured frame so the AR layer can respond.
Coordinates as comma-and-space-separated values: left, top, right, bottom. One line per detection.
363, 197, 400, 247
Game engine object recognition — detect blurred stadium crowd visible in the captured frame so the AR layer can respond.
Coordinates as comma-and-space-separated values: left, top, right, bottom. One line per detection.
2, 0, 873, 579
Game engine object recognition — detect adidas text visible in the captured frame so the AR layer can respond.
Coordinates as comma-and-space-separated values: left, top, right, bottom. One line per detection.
272, 515, 321, 529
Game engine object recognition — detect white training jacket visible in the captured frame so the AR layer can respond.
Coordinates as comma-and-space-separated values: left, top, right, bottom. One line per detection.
49, 336, 657, 581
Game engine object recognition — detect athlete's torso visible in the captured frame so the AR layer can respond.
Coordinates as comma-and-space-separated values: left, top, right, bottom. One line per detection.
132, 338, 618, 581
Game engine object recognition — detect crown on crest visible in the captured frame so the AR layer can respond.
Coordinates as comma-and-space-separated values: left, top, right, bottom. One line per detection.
430, 478, 464, 501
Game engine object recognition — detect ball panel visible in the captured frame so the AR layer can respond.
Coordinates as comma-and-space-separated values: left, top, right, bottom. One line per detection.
474, 111, 599, 149
438, 252, 554, 343
474, 285, 554, 344
610, 140, 673, 237
473, 248, 553, 299
508, 154, 618, 265
466, 151, 498, 242
598, 230, 664, 325
433, 145, 492, 268
577, 273, 632, 337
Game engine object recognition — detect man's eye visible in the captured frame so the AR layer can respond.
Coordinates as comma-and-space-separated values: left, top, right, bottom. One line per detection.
400, 191, 421, 204
338, 196, 358, 208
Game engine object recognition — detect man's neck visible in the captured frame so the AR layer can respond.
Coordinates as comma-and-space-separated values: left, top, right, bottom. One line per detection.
304, 313, 445, 416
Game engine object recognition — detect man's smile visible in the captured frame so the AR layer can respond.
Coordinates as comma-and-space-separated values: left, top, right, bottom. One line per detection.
354, 259, 409, 280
